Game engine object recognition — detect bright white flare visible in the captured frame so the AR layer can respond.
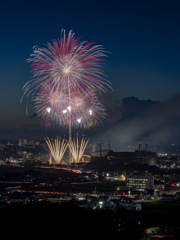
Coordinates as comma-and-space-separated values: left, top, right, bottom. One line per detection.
64, 67, 70, 74
69, 136, 89, 163
46, 107, 51, 113
63, 109, 67, 114
45, 136, 68, 164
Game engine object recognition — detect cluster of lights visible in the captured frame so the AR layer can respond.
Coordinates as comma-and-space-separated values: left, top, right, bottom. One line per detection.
46, 106, 93, 123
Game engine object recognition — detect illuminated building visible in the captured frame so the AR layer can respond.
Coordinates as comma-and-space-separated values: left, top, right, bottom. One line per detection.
23, 139, 27, 145
125, 174, 154, 190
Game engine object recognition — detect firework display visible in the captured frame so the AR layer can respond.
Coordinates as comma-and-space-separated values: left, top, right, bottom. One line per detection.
22, 30, 112, 164
33, 89, 106, 127
24, 30, 111, 97
22, 30, 112, 128
45, 136, 68, 164
69, 136, 90, 163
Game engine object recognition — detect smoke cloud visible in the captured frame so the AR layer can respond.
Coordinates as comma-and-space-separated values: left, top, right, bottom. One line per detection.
91, 94, 180, 153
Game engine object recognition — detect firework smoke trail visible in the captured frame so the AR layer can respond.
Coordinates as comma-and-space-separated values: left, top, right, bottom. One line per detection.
45, 136, 68, 164
69, 136, 90, 163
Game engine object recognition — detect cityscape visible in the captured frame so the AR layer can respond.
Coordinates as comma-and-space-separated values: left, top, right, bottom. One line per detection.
1, 0, 180, 239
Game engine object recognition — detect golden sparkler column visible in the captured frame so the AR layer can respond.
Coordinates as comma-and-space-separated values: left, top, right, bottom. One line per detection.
45, 136, 68, 164
69, 136, 89, 163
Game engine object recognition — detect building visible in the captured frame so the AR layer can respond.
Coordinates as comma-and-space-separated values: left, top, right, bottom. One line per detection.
125, 174, 154, 190
19, 139, 22, 145
19, 139, 35, 146
23, 139, 28, 145
91, 150, 157, 166
28, 139, 34, 145
154, 183, 165, 190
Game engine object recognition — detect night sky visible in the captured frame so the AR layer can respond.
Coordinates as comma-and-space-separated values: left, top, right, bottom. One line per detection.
1, 0, 180, 150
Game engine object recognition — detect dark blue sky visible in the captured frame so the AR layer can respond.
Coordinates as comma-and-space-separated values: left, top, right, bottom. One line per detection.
0, 0, 180, 132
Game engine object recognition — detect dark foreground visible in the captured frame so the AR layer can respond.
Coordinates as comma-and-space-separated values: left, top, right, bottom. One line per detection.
0, 201, 142, 239
1, 201, 180, 239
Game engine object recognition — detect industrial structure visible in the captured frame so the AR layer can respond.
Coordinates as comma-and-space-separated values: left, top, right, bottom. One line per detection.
91, 149, 157, 166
